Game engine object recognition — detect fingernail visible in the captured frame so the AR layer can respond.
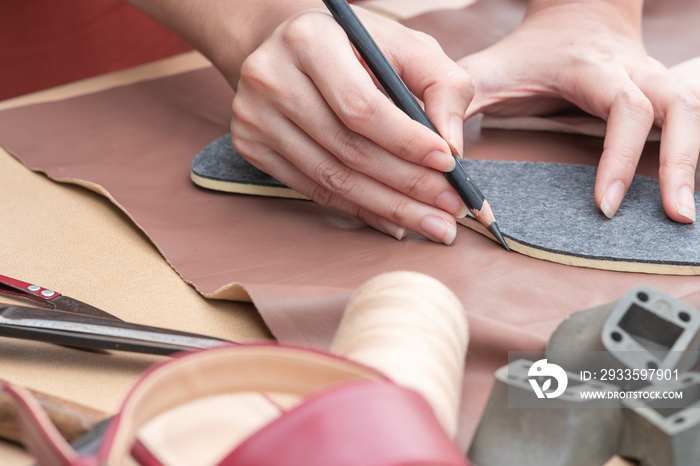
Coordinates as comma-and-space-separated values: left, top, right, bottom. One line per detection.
601, 180, 626, 219
421, 215, 457, 245
376, 217, 407, 240
448, 114, 464, 158
436, 190, 469, 218
677, 185, 697, 222
424, 150, 455, 172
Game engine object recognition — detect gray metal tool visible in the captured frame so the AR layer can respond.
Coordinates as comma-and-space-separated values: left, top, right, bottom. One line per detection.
547, 285, 700, 390
619, 372, 700, 466
469, 359, 623, 466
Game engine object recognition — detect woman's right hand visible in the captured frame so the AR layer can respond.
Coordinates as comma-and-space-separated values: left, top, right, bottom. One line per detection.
230, 7, 475, 244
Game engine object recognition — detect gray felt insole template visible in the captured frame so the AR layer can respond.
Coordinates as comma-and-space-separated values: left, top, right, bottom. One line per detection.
192, 135, 699, 271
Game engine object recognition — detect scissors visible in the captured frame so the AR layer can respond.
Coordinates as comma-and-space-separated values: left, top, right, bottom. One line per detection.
0, 274, 233, 356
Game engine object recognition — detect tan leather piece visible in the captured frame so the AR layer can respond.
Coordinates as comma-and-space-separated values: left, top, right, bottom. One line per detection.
0, 137, 270, 404
0, 54, 270, 464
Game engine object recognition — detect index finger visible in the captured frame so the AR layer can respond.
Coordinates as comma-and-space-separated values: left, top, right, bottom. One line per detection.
291, 12, 470, 166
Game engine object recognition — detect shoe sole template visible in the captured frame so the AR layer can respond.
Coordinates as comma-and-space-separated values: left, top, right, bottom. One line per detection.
192, 135, 700, 276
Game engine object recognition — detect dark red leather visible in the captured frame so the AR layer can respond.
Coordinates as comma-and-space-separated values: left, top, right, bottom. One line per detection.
222, 381, 467, 466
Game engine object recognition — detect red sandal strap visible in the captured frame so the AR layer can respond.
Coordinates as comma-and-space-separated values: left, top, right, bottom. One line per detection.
221, 380, 466, 466
2, 382, 78, 466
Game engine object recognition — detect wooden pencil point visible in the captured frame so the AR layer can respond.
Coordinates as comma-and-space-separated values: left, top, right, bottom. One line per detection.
487, 222, 510, 251
469, 199, 509, 251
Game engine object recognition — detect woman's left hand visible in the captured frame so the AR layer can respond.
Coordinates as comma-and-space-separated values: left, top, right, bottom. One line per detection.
459, 0, 699, 222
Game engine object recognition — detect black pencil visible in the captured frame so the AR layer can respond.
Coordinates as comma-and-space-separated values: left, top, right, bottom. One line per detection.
321, 0, 509, 251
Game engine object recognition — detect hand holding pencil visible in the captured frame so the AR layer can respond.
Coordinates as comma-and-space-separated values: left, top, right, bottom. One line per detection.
229, 3, 477, 245
321, 0, 508, 249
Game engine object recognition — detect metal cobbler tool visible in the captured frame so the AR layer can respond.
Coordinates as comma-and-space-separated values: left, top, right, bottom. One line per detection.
619, 372, 700, 466
544, 285, 700, 465
546, 285, 700, 390
469, 359, 623, 466
470, 287, 700, 466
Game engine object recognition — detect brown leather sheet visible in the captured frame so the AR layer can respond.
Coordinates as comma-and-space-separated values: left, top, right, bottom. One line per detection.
1, 0, 700, 451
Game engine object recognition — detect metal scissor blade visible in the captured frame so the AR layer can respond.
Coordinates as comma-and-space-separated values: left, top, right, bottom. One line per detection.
47, 295, 121, 321
0, 306, 233, 356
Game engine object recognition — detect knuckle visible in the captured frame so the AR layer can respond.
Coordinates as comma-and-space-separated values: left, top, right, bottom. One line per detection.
338, 88, 381, 130
392, 129, 421, 160
386, 196, 411, 223
231, 95, 243, 121
239, 52, 275, 92
399, 168, 433, 197
230, 114, 247, 144
426, 66, 474, 96
433, 68, 475, 106
333, 129, 374, 169
413, 30, 441, 50
451, 68, 475, 96
232, 140, 266, 174
231, 95, 260, 129
671, 91, 700, 116
231, 95, 247, 122
308, 183, 335, 207
315, 160, 356, 197
229, 125, 243, 146
641, 56, 665, 69
617, 89, 654, 122
229, 127, 248, 152
662, 153, 698, 178
229, 129, 260, 164
280, 13, 320, 50
602, 146, 638, 174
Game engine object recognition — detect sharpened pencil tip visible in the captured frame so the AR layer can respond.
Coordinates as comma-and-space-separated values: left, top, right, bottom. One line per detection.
487, 223, 510, 252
